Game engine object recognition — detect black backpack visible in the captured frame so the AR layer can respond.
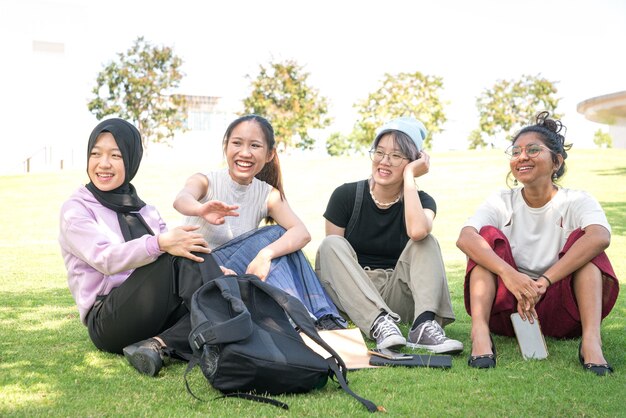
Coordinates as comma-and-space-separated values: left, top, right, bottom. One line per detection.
184, 274, 378, 412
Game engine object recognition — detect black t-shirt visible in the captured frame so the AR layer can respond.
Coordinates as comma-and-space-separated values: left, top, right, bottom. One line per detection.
323, 180, 437, 269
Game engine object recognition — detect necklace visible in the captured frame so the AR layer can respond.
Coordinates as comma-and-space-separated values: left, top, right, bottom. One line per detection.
369, 187, 401, 208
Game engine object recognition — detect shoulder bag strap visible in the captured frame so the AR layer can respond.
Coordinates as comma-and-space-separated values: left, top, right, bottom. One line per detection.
345, 180, 366, 239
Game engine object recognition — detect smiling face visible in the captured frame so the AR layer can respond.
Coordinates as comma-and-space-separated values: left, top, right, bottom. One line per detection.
225, 120, 274, 185
510, 132, 561, 187
88, 132, 125, 191
371, 133, 409, 187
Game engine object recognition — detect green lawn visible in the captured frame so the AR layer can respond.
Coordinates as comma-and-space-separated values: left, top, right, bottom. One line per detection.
1, 149, 624, 417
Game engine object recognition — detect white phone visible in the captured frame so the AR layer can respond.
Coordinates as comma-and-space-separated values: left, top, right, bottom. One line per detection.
510, 313, 548, 360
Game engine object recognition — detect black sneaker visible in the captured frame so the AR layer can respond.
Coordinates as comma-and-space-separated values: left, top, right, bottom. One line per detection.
315, 314, 348, 330
123, 338, 165, 377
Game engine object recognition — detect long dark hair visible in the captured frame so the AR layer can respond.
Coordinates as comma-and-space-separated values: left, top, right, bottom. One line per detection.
223, 115, 284, 223
507, 111, 572, 186
222, 114, 284, 199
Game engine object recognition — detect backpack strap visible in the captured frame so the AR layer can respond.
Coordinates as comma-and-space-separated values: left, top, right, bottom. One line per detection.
188, 278, 253, 351
184, 357, 204, 401
345, 180, 366, 239
327, 358, 380, 413
217, 393, 288, 410
184, 358, 289, 410
245, 277, 379, 413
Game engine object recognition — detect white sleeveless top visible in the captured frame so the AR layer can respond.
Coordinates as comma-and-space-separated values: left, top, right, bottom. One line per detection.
183, 169, 273, 249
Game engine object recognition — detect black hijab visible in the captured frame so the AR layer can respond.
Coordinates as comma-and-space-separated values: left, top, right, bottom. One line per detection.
85, 118, 154, 241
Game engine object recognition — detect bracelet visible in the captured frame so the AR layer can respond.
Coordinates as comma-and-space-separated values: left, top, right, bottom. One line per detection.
540, 274, 552, 286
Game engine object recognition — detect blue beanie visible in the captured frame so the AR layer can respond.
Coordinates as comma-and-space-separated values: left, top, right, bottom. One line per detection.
372, 117, 428, 151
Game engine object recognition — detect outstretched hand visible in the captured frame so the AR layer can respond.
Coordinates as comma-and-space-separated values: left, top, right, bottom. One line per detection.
158, 225, 210, 263
197, 200, 239, 225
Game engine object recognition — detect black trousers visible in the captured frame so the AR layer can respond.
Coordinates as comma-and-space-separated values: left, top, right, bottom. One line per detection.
87, 252, 221, 357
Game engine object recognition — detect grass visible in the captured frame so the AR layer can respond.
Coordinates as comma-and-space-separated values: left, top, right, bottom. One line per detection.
0, 148, 624, 417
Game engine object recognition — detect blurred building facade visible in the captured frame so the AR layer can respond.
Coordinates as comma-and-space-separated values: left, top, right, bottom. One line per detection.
577, 91, 626, 149
0, 1, 236, 175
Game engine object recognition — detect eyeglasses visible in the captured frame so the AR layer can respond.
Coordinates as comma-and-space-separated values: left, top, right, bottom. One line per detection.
369, 149, 408, 167
505, 144, 555, 160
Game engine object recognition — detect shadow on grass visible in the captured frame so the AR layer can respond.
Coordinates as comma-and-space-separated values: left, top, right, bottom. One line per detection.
1, 279, 625, 416
593, 167, 626, 176
601, 201, 626, 236
0, 288, 126, 414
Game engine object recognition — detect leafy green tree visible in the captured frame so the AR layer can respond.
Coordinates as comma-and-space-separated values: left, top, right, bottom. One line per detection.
468, 128, 488, 149
350, 71, 447, 151
325, 125, 369, 157
325, 132, 351, 157
472, 74, 561, 148
87, 37, 187, 150
243, 59, 331, 152
593, 129, 612, 148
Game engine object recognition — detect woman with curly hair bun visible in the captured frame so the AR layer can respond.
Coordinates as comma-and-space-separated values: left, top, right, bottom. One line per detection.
457, 112, 619, 375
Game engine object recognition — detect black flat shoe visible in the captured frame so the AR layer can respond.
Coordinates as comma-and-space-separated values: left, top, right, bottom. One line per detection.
578, 341, 613, 376
123, 338, 166, 377
468, 335, 496, 369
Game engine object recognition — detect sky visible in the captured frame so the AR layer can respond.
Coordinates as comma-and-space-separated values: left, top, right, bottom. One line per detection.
1, 0, 625, 169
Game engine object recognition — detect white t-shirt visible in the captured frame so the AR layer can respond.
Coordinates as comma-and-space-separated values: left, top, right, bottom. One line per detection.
184, 169, 272, 249
464, 187, 610, 277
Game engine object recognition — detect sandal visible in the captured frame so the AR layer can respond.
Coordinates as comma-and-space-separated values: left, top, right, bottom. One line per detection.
468, 335, 496, 369
578, 341, 613, 376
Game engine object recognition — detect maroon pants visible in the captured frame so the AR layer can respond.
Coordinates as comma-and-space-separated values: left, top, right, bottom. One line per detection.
464, 226, 619, 338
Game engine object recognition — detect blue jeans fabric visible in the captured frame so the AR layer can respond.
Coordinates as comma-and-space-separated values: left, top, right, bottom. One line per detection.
211, 225, 342, 320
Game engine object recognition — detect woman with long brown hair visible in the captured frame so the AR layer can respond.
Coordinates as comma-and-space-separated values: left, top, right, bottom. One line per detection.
174, 114, 345, 330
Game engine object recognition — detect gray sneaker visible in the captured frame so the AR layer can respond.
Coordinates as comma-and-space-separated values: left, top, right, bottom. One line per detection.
407, 320, 464, 354
370, 313, 406, 350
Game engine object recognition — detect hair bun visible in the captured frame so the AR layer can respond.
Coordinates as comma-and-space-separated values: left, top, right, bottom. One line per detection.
535, 111, 563, 134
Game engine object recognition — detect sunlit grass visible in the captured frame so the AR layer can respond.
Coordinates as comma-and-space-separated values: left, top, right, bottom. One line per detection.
1, 149, 624, 416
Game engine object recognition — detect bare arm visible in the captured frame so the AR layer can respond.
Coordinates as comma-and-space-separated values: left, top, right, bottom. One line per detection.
173, 173, 239, 224
245, 188, 311, 280
325, 220, 345, 237
457, 225, 543, 316
403, 151, 433, 240
542, 224, 610, 283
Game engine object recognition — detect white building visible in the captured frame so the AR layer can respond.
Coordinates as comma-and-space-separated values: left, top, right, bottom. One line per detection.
0, 0, 236, 175
577, 91, 626, 149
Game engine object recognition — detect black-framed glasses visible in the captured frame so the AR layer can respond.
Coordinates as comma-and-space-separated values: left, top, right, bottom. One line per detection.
505, 144, 555, 160
369, 149, 408, 167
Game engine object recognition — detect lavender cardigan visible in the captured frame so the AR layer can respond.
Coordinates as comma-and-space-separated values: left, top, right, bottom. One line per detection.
58, 186, 166, 324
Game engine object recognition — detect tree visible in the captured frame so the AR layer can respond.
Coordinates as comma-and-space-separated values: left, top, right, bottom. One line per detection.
325, 125, 368, 157
472, 74, 561, 149
349, 71, 447, 152
243, 59, 331, 152
325, 132, 351, 157
87, 37, 187, 150
593, 129, 612, 148
467, 128, 488, 149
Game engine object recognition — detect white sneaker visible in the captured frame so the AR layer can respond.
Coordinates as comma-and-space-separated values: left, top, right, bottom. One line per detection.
406, 320, 464, 354
370, 313, 406, 350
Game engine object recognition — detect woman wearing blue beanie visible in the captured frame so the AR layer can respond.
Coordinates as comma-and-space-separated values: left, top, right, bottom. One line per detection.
316, 117, 463, 354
